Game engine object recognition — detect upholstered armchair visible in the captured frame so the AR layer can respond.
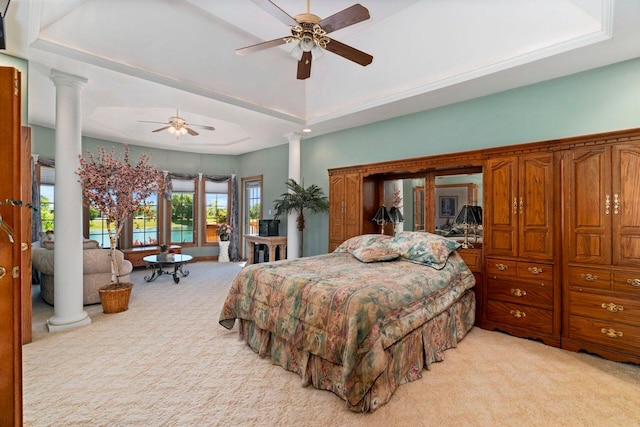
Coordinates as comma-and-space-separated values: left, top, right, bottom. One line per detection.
32, 238, 133, 305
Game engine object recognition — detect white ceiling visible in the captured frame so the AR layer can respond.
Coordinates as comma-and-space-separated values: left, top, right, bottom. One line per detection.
4, 0, 640, 155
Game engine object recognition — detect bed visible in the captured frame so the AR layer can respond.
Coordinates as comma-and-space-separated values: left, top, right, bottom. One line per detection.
219, 232, 476, 412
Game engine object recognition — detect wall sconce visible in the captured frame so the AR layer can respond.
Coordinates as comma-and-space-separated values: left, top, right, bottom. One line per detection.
372, 206, 391, 234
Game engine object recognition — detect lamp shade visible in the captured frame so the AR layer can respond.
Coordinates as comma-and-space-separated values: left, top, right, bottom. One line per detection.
454, 205, 480, 226
469, 205, 482, 225
389, 206, 404, 223
372, 206, 391, 223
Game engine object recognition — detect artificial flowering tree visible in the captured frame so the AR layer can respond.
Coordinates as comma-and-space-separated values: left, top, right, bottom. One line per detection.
77, 145, 165, 287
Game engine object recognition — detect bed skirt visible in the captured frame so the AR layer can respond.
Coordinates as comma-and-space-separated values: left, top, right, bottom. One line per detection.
237, 289, 475, 412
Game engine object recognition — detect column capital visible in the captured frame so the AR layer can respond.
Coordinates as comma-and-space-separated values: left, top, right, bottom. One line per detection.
284, 132, 303, 143
50, 69, 88, 89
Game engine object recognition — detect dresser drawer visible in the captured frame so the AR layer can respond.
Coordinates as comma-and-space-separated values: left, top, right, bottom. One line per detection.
567, 266, 611, 291
568, 315, 640, 352
486, 259, 517, 277
517, 261, 553, 281
569, 291, 640, 327
486, 300, 553, 334
458, 248, 482, 273
487, 278, 553, 309
486, 258, 552, 281
613, 271, 640, 296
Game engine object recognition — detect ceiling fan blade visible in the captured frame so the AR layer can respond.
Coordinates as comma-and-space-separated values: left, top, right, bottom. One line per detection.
319, 4, 370, 34
139, 120, 169, 125
185, 127, 199, 136
236, 37, 288, 56
324, 38, 373, 66
189, 124, 216, 131
152, 126, 171, 133
250, 0, 297, 26
297, 51, 312, 80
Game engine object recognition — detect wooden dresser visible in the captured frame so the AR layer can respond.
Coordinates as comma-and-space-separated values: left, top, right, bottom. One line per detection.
458, 246, 483, 325
561, 143, 640, 364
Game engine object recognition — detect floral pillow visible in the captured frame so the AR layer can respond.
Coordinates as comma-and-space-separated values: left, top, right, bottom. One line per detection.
387, 231, 460, 269
334, 234, 392, 253
351, 242, 399, 263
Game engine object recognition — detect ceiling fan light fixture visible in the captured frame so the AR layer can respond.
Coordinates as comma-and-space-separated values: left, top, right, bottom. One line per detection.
167, 126, 177, 135
311, 45, 323, 61
300, 35, 314, 52
290, 43, 304, 61
180, 127, 188, 135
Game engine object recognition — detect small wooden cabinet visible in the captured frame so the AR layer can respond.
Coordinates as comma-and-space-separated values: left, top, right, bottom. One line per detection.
458, 247, 483, 325
561, 143, 640, 363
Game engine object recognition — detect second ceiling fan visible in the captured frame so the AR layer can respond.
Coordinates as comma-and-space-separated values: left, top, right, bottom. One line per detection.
237, 0, 373, 80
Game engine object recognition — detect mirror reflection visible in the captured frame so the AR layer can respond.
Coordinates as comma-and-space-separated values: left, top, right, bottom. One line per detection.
382, 172, 483, 240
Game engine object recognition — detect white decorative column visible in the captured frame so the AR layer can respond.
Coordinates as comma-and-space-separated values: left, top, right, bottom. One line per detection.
285, 132, 302, 259
47, 70, 91, 332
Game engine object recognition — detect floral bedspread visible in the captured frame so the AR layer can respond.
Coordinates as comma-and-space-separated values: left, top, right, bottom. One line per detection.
219, 251, 475, 407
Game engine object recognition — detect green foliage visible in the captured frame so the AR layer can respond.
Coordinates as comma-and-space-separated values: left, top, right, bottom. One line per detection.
171, 193, 193, 224
249, 202, 261, 220
89, 206, 100, 221
40, 195, 55, 231
273, 179, 329, 256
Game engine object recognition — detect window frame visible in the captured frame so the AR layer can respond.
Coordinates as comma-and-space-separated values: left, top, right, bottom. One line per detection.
165, 178, 198, 247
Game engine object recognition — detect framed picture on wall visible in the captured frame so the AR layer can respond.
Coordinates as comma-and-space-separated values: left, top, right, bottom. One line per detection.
439, 196, 458, 218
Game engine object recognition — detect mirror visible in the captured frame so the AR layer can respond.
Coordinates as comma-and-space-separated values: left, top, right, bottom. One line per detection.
382, 172, 482, 234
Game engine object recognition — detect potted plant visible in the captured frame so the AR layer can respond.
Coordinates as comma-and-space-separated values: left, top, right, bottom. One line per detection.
272, 178, 329, 257
77, 145, 165, 313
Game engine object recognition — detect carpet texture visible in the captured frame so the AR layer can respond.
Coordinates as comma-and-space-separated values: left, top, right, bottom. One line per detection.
23, 261, 640, 426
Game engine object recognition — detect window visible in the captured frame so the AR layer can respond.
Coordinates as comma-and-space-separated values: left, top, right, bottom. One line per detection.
88, 208, 116, 248
169, 179, 195, 245
132, 193, 160, 246
39, 166, 55, 232
203, 180, 229, 244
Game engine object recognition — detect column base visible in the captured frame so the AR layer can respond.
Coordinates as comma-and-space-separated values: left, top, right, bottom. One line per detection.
47, 311, 91, 333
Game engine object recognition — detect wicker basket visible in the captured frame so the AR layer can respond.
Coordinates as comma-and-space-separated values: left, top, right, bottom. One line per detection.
98, 283, 133, 314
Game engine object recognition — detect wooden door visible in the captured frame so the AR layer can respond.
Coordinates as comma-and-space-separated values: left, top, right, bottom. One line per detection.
485, 157, 518, 257
563, 146, 611, 265
0, 66, 23, 427
612, 143, 640, 266
328, 172, 361, 251
518, 152, 554, 260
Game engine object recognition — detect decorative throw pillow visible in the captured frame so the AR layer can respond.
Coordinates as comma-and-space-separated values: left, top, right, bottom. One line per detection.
351, 242, 399, 263
387, 231, 461, 269
334, 234, 392, 253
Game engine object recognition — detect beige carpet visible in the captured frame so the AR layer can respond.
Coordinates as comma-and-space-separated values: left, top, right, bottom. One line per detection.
23, 261, 640, 427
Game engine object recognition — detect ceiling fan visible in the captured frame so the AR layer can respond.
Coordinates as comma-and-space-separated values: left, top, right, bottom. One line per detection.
138, 110, 215, 137
236, 0, 373, 80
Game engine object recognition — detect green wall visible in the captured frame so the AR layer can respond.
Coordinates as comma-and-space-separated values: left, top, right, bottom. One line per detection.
27, 57, 640, 258
297, 57, 640, 256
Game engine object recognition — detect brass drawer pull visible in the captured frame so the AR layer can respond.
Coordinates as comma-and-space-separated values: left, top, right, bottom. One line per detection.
528, 267, 543, 275
627, 278, 640, 287
510, 288, 527, 297
605, 194, 610, 215
600, 328, 623, 339
581, 273, 598, 282
495, 263, 509, 271
601, 302, 623, 313
510, 309, 526, 319
613, 193, 619, 215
